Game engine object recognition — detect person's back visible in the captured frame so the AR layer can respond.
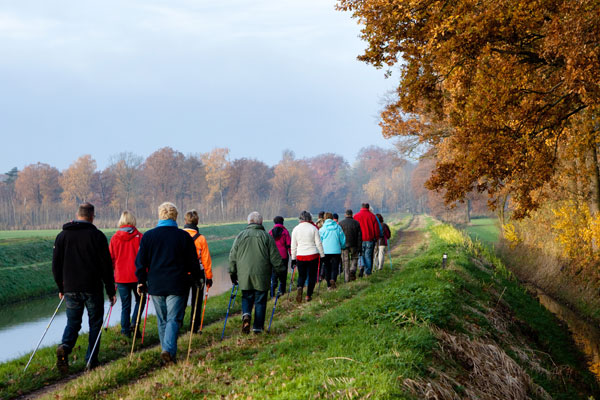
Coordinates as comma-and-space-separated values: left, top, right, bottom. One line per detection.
320, 218, 346, 255
353, 207, 379, 242
110, 226, 142, 284
291, 221, 324, 258
339, 216, 362, 250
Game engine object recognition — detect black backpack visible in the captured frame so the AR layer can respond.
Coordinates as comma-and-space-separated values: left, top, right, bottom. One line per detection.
271, 226, 284, 240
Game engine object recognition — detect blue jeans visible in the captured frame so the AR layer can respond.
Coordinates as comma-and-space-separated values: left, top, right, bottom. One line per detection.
152, 294, 187, 359
241, 290, 267, 332
361, 241, 375, 275
117, 283, 146, 335
61, 292, 104, 364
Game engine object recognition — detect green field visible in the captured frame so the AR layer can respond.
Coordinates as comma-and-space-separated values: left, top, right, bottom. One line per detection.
464, 217, 500, 246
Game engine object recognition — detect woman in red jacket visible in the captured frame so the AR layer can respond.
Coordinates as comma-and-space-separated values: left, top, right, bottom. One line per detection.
109, 211, 144, 337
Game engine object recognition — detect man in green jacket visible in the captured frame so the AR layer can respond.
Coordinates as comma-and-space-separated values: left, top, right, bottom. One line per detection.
229, 211, 284, 334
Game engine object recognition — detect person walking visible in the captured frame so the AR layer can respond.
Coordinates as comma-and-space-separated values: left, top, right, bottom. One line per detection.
353, 203, 381, 277
53, 202, 117, 374
315, 211, 325, 229
375, 214, 391, 271
182, 210, 213, 333
229, 212, 284, 334
338, 209, 362, 282
109, 210, 144, 338
319, 213, 346, 289
291, 211, 325, 302
269, 216, 291, 298
135, 202, 202, 364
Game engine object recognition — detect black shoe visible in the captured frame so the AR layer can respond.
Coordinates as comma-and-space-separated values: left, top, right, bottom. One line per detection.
160, 350, 175, 365
358, 268, 364, 278
242, 314, 251, 334
56, 345, 69, 375
252, 329, 263, 335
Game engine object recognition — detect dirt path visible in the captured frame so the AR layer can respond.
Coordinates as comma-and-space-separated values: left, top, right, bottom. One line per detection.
390, 214, 429, 260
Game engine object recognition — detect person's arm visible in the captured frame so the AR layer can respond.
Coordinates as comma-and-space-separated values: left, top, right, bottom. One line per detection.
228, 234, 239, 282
290, 228, 298, 260
269, 234, 284, 274
199, 235, 213, 282
285, 229, 291, 255
98, 233, 116, 304
339, 226, 346, 250
52, 233, 64, 297
315, 227, 325, 258
135, 236, 149, 286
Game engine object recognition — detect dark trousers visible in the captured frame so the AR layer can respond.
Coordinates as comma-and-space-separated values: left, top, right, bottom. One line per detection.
117, 283, 146, 335
241, 290, 268, 332
61, 292, 104, 365
271, 257, 288, 297
189, 283, 205, 333
297, 258, 319, 297
323, 254, 341, 286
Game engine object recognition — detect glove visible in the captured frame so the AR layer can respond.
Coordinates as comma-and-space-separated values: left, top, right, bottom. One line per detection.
193, 277, 205, 289
206, 278, 213, 288
291, 259, 297, 268
230, 273, 238, 286
137, 283, 147, 295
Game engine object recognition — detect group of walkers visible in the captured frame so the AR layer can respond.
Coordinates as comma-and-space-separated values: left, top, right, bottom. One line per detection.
49, 201, 390, 374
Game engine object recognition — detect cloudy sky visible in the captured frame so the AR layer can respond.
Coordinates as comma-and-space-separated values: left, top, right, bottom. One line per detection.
0, 0, 395, 172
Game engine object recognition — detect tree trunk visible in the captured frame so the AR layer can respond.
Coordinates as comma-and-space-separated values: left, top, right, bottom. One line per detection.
588, 144, 600, 216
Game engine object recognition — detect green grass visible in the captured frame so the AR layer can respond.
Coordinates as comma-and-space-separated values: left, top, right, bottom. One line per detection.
13, 215, 596, 400
463, 217, 500, 246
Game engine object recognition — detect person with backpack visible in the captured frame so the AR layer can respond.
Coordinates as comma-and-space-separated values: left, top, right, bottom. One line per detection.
353, 203, 381, 277
291, 211, 325, 302
183, 210, 212, 333
319, 212, 346, 289
109, 210, 144, 338
269, 216, 291, 298
135, 202, 202, 364
375, 214, 391, 271
339, 209, 362, 282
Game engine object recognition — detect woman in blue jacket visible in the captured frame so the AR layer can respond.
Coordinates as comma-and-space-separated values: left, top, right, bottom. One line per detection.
319, 212, 346, 289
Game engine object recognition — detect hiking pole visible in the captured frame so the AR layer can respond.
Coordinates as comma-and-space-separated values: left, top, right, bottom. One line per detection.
317, 257, 322, 294
87, 303, 113, 370
104, 303, 113, 331
267, 291, 282, 333
129, 293, 145, 360
141, 294, 150, 344
287, 264, 296, 300
199, 287, 209, 332
186, 285, 201, 363
23, 297, 64, 372
221, 284, 238, 340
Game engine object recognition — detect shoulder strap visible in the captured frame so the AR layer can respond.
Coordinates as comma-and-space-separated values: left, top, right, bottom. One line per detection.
192, 232, 201, 241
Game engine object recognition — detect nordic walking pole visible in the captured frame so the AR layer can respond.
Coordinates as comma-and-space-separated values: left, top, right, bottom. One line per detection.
104, 303, 113, 331
186, 285, 201, 363
287, 264, 296, 300
23, 297, 64, 372
129, 293, 145, 360
221, 284, 238, 340
86, 303, 113, 370
317, 257, 322, 294
199, 288, 209, 332
141, 294, 150, 344
267, 291, 282, 333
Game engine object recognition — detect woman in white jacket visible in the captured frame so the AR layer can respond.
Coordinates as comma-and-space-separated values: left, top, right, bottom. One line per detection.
291, 211, 325, 302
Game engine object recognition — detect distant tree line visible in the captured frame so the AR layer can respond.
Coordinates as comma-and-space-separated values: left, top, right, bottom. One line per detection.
0, 146, 427, 229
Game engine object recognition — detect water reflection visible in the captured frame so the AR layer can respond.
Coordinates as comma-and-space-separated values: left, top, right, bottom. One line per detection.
0, 255, 232, 363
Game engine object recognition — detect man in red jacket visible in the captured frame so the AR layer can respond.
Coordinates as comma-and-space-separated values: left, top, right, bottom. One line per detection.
353, 203, 381, 276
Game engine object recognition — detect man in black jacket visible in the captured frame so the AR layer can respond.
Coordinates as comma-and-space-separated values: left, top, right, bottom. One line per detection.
338, 209, 362, 282
52, 202, 116, 374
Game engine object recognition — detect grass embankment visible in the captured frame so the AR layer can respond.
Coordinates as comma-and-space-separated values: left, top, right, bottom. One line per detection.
0, 221, 293, 306
8, 215, 596, 399
463, 217, 500, 246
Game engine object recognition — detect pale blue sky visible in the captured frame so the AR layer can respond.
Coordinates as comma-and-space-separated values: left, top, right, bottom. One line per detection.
0, 0, 395, 172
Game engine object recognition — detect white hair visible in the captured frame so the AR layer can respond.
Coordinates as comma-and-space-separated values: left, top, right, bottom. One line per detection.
247, 211, 263, 225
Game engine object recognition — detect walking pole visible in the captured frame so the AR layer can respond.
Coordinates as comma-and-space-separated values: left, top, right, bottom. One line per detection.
287, 264, 296, 300
86, 303, 113, 370
23, 297, 64, 372
141, 294, 150, 344
199, 288, 209, 332
267, 291, 282, 333
317, 257, 322, 294
221, 284, 238, 340
129, 293, 145, 360
104, 304, 113, 331
186, 286, 201, 363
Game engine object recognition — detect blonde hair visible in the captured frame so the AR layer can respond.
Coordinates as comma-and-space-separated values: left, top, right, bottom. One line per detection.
158, 202, 178, 221
184, 210, 199, 225
118, 210, 136, 227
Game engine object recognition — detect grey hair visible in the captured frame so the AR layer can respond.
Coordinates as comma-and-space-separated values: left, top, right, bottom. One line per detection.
299, 210, 312, 222
247, 211, 263, 225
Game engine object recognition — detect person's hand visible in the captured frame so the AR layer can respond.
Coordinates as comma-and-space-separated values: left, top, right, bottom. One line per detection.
59, 292, 64, 300
109, 295, 117, 306
137, 283, 147, 295
230, 273, 238, 286
206, 278, 213, 288
193, 277, 205, 289
291, 259, 297, 269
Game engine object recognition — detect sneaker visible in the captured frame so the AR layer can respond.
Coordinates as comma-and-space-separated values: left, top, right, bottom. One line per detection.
252, 329, 263, 335
242, 314, 251, 334
160, 350, 174, 365
56, 345, 69, 375
296, 287, 303, 303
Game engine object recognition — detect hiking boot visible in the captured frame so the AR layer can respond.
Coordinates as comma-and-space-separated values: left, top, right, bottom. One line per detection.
56, 344, 69, 375
358, 268, 364, 278
329, 280, 336, 289
296, 287, 303, 303
160, 350, 175, 365
305, 296, 312, 302
242, 314, 251, 334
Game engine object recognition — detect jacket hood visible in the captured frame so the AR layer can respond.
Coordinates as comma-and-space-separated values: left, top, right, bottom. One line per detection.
62, 220, 96, 231
113, 225, 141, 241
322, 219, 338, 231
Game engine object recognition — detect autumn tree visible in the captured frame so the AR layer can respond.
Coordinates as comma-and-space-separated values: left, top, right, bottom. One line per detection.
307, 154, 349, 212
270, 151, 314, 216
226, 158, 273, 218
202, 148, 231, 220
143, 147, 185, 211
60, 155, 96, 207
110, 152, 143, 210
